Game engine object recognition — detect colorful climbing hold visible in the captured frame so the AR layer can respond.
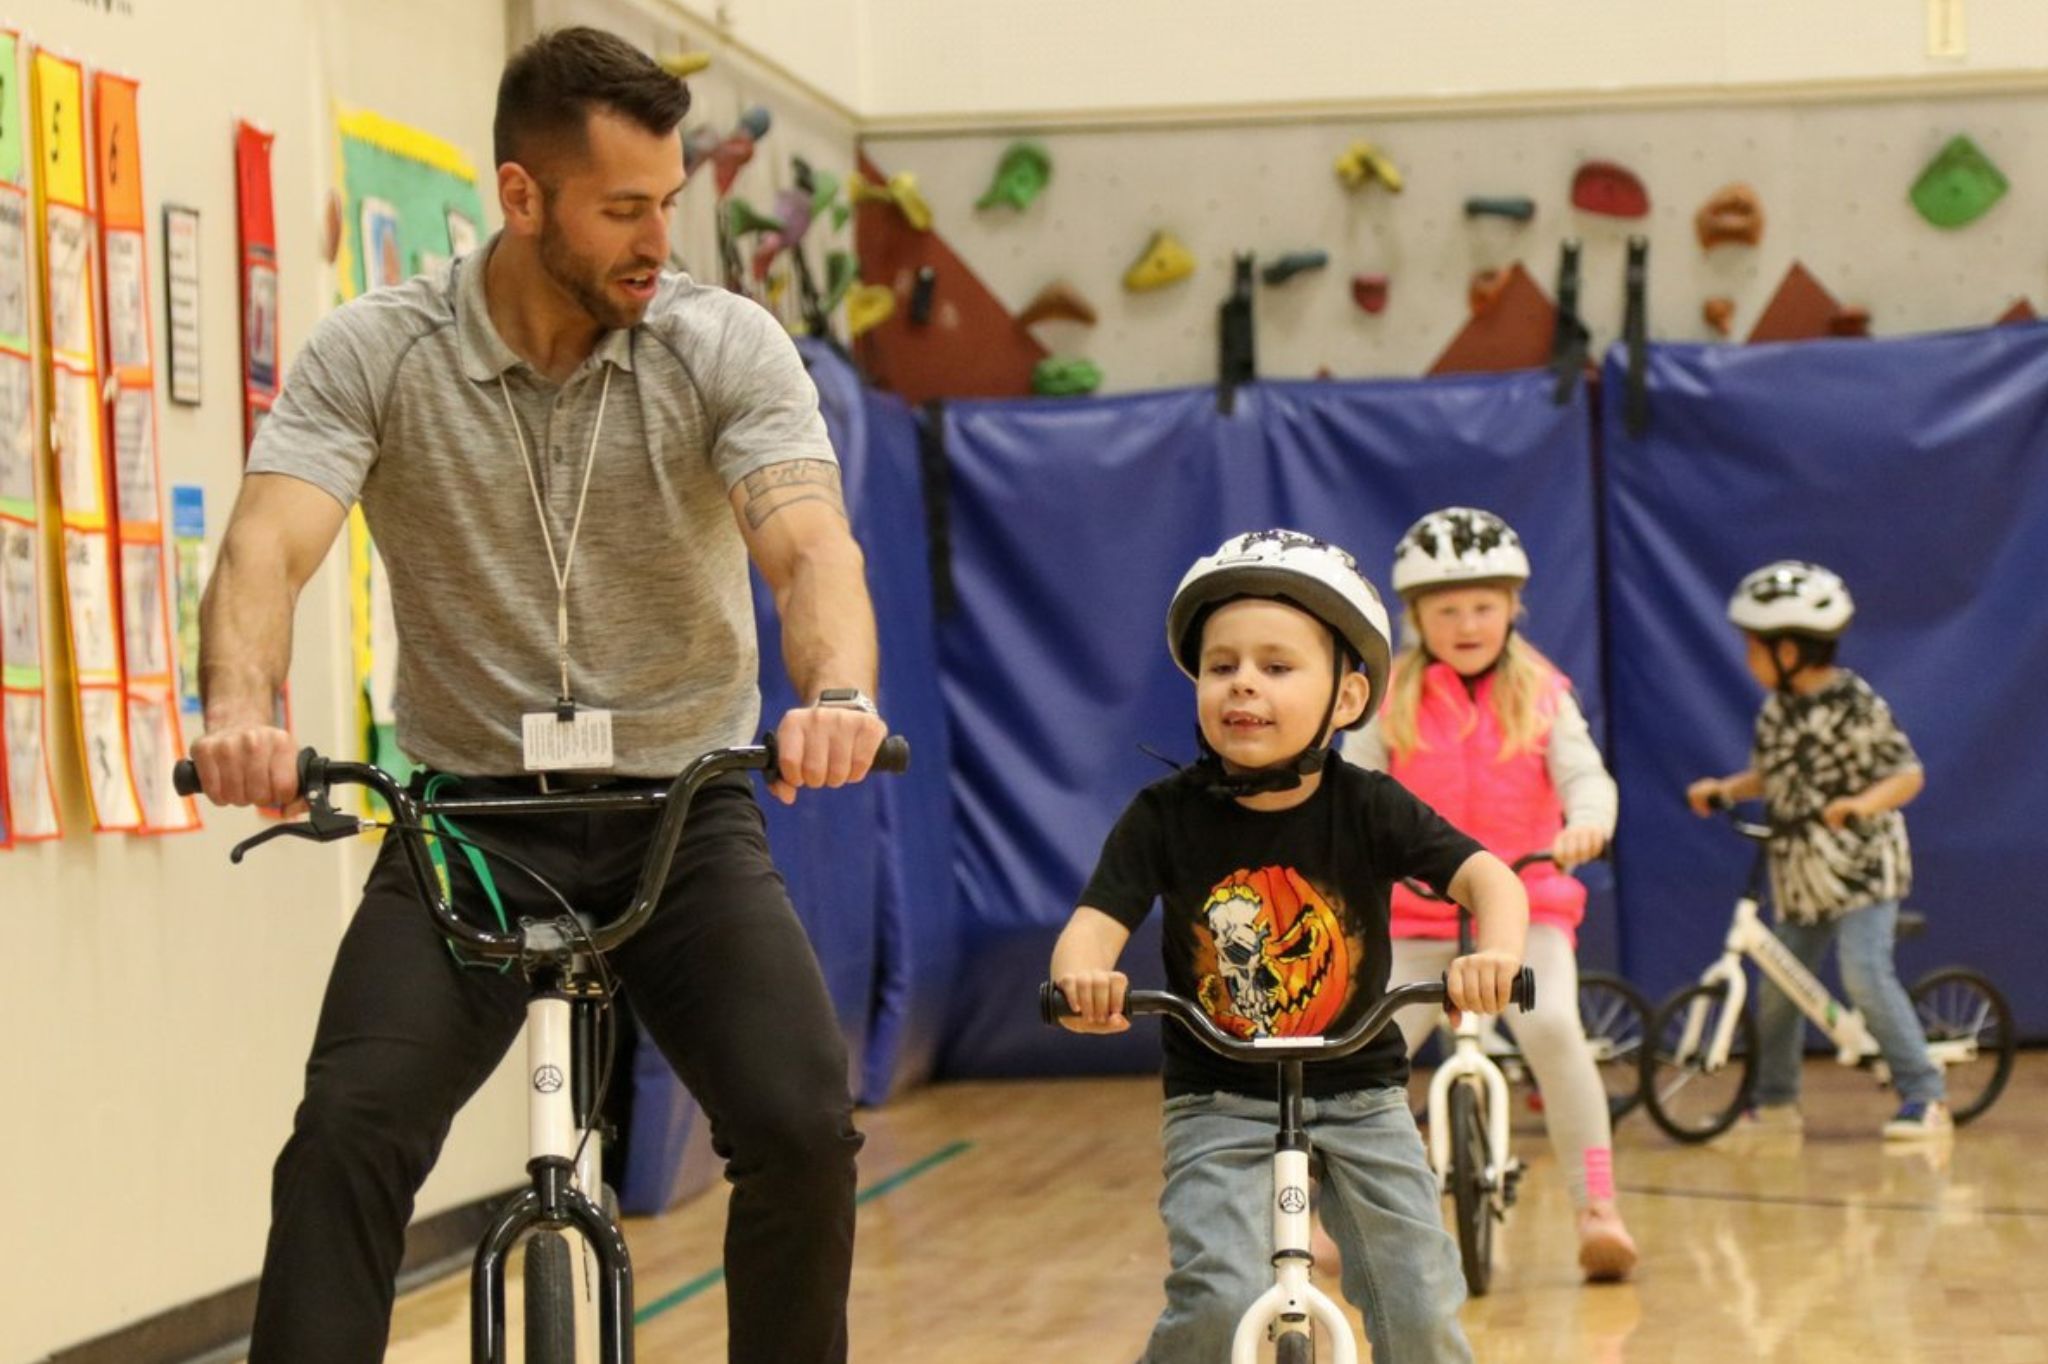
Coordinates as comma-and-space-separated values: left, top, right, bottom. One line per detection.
846, 283, 896, 338
1334, 140, 1404, 193
711, 134, 758, 197
1351, 274, 1389, 314
1465, 196, 1536, 222
1571, 161, 1649, 218
1123, 230, 1196, 291
1017, 282, 1099, 329
1702, 297, 1735, 336
1031, 356, 1103, 397
658, 51, 712, 78
794, 157, 842, 219
1910, 135, 2008, 228
977, 142, 1053, 211
1467, 268, 1511, 316
1826, 306, 1871, 338
1261, 251, 1329, 286
737, 106, 773, 141
683, 126, 722, 176
822, 251, 858, 315
772, 187, 815, 242
848, 170, 933, 232
724, 198, 784, 237
1695, 184, 1764, 249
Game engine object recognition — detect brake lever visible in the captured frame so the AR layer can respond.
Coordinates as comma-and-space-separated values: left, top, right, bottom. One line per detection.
227, 787, 368, 863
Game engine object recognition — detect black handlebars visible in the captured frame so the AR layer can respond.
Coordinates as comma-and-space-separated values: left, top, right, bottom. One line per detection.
1039, 966, 1535, 1065
174, 733, 910, 961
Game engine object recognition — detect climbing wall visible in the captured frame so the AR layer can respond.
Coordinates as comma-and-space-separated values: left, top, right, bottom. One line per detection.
861, 90, 2048, 392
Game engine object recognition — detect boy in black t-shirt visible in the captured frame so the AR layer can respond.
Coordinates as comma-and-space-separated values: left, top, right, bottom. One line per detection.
1051, 530, 1529, 1363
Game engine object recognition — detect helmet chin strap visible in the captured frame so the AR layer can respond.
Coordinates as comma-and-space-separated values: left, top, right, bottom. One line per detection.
1195, 640, 1346, 798
1766, 635, 1813, 694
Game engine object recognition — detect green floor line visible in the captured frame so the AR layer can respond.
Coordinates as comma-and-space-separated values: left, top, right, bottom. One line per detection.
634, 1139, 974, 1326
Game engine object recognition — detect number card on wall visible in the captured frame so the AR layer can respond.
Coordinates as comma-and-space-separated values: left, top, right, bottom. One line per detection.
95, 71, 196, 831
0, 29, 60, 842
32, 45, 140, 831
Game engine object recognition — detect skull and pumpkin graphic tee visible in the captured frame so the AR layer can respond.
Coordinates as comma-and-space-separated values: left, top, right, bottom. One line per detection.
1082, 753, 1482, 1098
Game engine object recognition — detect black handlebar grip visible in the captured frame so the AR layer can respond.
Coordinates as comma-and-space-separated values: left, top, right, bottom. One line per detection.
873, 734, 912, 774
1511, 966, 1537, 1012
1039, 981, 1077, 1025
170, 747, 321, 801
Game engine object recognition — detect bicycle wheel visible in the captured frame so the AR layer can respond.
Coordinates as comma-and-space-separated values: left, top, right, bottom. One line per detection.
1643, 982, 1755, 1144
1449, 1080, 1492, 1297
1275, 1329, 1314, 1364
1910, 967, 2016, 1124
1578, 971, 1652, 1123
523, 1230, 578, 1364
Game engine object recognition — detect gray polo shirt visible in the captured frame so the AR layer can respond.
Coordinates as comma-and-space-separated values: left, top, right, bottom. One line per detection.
247, 240, 835, 774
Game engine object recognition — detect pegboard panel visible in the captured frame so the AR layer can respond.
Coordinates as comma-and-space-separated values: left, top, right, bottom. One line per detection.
864, 91, 2046, 391
535, 0, 859, 331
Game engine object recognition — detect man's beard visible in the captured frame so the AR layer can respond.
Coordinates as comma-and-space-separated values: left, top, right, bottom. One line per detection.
537, 217, 645, 331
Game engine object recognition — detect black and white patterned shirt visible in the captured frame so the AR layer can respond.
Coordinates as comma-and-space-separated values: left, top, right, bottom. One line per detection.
1752, 670, 1919, 924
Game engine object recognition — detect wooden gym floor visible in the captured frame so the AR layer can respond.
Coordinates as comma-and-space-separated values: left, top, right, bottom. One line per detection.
270, 1052, 2045, 1363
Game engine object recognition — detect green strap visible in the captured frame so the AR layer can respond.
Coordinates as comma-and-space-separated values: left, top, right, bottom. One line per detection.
423, 773, 512, 972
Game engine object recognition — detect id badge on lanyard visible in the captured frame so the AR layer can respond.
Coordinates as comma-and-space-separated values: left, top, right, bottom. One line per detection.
502, 364, 619, 772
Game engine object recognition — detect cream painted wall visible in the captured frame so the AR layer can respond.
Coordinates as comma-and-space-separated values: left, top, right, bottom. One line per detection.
850, 1, 2048, 123
2, 1, 514, 1359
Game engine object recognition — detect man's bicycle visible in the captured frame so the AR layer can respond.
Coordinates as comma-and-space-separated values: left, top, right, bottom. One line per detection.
175, 734, 908, 1363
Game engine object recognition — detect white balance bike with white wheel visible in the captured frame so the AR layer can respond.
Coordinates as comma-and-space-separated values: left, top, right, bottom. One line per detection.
1041, 968, 1535, 1362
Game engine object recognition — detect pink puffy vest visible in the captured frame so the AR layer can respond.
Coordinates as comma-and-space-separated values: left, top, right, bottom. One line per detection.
1386, 659, 1588, 942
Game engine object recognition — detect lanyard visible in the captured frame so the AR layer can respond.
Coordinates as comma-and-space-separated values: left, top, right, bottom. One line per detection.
499, 365, 613, 706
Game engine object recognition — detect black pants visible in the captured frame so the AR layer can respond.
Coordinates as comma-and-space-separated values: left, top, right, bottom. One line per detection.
247, 774, 863, 1363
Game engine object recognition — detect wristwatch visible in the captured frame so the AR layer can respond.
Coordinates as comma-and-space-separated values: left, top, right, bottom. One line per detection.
814, 687, 879, 716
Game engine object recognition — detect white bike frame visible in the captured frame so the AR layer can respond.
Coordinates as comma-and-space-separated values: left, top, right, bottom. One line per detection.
1682, 890, 1978, 1075
1230, 1136, 1357, 1364
1425, 1014, 1517, 1209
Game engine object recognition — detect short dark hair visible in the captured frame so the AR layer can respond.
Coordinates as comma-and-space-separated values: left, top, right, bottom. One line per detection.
494, 27, 691, 171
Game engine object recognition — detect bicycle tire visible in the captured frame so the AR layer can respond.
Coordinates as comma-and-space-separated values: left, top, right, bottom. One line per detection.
1578, 971, 1652, 1123
1910, 966, 2016, 1124
1450, 1079, 1492, 1297
1642, 982, 1755, 1144
523, 1230, 578, 1364
1275, 1328, 1315, 1364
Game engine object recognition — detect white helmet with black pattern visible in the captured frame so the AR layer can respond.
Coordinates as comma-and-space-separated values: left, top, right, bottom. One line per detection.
1390, 507, 1532, 599
1167, 528, 1393, 727
1728, 560, 1855, 639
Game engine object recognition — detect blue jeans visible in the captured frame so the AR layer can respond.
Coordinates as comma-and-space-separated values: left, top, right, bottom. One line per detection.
1145, 1086, 1471, 1364
1753, 899, 1945, 1108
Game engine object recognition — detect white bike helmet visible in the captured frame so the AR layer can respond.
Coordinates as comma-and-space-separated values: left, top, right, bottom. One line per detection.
1390, 507, 1532, 600
1727, 561, 1855, 639
1167, 528, 1393, 728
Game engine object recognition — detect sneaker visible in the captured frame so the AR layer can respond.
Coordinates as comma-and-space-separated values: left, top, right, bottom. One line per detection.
1742, 1103, 1804, 1134
1882, 1101, 1954, 1141
1577, 1204, 1638, 1283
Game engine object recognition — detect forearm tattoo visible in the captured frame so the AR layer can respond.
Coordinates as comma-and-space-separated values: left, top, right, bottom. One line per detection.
740, 459, 846, 530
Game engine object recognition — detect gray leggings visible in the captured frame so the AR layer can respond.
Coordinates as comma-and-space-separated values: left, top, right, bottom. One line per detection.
1390, 923, 1616, 1208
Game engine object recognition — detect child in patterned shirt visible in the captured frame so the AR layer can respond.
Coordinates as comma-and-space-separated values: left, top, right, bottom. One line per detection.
1686, 561, 1948, 1140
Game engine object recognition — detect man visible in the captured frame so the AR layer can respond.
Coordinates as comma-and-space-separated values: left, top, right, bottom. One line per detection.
191, 27, 884, 1363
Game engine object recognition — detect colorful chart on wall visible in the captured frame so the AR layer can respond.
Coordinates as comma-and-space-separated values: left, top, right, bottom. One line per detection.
0, 29, 60, 842
95, 71, 198, 831
32, 46, 141, 831
333, 107, 487, 783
